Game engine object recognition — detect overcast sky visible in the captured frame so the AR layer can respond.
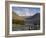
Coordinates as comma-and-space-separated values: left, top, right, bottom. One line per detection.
12, 7, 40, 16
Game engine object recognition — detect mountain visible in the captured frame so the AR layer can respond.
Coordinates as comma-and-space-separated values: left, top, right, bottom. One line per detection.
25, 13, 40, 24
25, 13, 40, 30
31, 13, 40, 24
12, 11, 25, 20
31, 13, 40, 19
12, 11, 25, 25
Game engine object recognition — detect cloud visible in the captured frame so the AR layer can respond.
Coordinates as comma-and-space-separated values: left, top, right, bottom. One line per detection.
12, 7, 40, 16
13, 10, 35, 16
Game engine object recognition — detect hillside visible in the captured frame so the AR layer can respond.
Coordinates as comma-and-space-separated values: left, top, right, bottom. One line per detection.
12, 11, 25, 25
12, 11, 25, 20
25, 13, 40, 30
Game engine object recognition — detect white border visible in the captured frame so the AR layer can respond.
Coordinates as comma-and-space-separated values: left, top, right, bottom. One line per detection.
9, 4, 43, 34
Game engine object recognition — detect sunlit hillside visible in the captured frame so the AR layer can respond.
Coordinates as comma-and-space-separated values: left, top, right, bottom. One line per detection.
12, 11, 25, 25
12, 11, 25, 20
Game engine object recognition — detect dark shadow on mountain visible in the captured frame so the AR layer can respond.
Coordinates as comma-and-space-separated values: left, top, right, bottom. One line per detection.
25, 13, 40, 30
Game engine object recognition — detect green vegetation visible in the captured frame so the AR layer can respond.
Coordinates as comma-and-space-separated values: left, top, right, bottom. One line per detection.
12, 19, 24, 25
12, 19, 25, 30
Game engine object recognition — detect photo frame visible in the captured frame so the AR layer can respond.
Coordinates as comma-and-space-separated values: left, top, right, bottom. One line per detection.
5, 1, 45, 37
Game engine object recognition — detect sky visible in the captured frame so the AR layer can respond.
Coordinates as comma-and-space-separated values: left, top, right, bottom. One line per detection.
12, 7, 40, 16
